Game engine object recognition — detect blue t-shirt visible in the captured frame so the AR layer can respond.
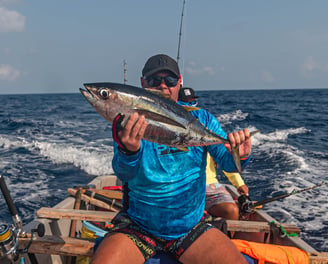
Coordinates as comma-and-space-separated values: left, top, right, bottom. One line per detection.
112, 107, 250, 240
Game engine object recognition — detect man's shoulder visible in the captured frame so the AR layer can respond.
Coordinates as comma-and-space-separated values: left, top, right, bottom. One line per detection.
189, 107, 215, 119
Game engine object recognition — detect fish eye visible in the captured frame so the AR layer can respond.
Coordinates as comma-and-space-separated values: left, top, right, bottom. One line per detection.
99, 89, 109, 98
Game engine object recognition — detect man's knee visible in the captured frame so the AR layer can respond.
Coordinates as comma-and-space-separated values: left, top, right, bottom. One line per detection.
209, 203, 239, 220
180, 228, 246, 264
93, 233, 144, 264
225, 203, 239, 219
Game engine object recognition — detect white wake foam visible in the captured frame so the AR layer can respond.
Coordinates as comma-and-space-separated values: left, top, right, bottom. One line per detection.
0, 134, 114, 176
217, 109, 248, 126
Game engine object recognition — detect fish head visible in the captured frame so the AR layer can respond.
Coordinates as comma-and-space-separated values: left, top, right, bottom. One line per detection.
80, 83, 126, 124
80, 83, 114, 103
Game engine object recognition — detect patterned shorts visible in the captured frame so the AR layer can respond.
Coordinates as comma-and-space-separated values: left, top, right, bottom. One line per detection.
104, 211, 215, 261
205, 183, 235, 211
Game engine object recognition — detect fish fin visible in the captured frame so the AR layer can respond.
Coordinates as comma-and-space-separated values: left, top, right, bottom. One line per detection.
132, 108, 187, 129
181, 106, 200, 112
228, 130, 259, 174
145, 89, 172, 99
230, 145, 242, 174
250, 130, 260, 137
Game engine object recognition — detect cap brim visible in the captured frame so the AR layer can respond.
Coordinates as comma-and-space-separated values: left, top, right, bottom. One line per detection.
143, 67, 179, 78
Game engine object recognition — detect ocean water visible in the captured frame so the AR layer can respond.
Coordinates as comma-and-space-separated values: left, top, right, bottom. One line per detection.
0, 89, 327, 252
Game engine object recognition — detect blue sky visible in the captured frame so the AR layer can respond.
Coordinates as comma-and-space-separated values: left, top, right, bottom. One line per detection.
1, 0, 328, 94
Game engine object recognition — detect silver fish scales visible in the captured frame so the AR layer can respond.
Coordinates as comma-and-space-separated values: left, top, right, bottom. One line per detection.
80, 82, 257, 173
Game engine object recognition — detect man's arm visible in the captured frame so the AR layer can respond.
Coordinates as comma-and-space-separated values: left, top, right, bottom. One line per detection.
112, 141, 143, 181
111, 113, 147, 181
116, 112, 147, 152
222, 171, 249, 196
197, 109, 251, 173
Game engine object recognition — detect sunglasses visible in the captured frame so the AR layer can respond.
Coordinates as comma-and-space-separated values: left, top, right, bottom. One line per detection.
146, 75, 179, 87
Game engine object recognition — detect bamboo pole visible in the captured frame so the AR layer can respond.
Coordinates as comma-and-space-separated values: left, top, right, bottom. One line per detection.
66, 188, 120, 212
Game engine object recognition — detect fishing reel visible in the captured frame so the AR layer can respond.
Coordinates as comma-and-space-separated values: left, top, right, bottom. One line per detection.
0, 222, 45, 263
0, 223, 19, 262
238, 194, 254, 215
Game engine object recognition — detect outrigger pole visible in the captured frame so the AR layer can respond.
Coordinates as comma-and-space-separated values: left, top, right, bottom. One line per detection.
123, 59, 127, 85
239, 181, 327, 214
176, 0, 186, 66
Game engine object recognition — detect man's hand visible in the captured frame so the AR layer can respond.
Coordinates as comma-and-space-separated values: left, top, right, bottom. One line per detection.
224, 128, 252, 159
237, 185, 249, 196
117, 112, 147, 152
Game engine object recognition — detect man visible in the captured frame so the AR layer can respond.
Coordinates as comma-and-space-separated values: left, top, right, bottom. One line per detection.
92, 54, 251, 264
178, 87, 249, 221
178, 87, 199, 107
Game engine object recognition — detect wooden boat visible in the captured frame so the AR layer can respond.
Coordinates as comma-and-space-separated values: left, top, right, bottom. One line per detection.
2, 174, 327, 263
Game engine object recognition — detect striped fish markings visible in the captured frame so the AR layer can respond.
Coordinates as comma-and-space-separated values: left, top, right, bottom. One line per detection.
80, 82, 258, 174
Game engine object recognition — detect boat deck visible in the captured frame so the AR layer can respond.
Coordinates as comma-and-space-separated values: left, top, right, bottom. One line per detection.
8, 175, 327, 264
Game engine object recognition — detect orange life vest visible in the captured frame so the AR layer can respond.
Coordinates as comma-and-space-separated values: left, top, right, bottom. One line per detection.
232, 239, 309, 264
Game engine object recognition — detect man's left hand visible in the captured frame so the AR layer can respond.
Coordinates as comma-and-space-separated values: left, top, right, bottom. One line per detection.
224, 128, 251, 158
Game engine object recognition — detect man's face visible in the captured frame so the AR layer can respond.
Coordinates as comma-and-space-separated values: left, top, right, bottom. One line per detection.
141, 71, 181, 102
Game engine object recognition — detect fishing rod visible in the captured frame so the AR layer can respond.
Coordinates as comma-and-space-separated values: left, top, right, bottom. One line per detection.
0, 174, 44, 263
0, 175, 24, 235
177, 0, 186, 66
0, 174, 24, 262
239, 181, 327, 215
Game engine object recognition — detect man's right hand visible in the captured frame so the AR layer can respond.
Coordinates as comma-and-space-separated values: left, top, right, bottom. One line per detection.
117, 112, 147, 152
237, 185, 249, 197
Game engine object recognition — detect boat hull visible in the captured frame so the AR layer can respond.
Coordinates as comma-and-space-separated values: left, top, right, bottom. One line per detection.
12, 175, 327, 264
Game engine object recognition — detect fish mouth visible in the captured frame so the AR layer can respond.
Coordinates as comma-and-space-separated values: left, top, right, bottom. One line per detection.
79, 84, 95, 99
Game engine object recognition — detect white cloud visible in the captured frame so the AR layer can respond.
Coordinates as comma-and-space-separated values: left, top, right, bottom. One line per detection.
185, 61, 216, 75
301, 56, 328, 79
0, 0, 19, 4
0, 7, 25, 32
0, 64, 20, 81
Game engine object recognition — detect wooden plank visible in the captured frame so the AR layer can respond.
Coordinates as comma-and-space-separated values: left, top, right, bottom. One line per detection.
18, 236, 94, 257
18, 235, 328, 261
84, 189, 123, 200
225, 219, 300, 234
36, 208, 299, 234
66, 188, 83, 264
69, 188, 83, 237
37, 208, 117, 222
309, 252, 328, 264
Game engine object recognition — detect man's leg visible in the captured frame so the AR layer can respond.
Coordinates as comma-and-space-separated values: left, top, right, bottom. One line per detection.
206, 183, 239, 220
179, 228, 247, 264
92, 233, 144, 264
208, 202, 239, 220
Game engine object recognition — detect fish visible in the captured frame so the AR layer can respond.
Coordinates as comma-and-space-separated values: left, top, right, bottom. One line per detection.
80, 82, 258, 174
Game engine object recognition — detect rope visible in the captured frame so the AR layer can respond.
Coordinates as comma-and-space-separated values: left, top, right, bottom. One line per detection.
270, 221, 298, 237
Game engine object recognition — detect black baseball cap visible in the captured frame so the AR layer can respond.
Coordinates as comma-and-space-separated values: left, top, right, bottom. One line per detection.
178, 87, 199, 102
142, 54, 180, 78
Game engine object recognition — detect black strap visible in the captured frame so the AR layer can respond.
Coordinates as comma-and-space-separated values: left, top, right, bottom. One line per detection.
122, 182, 129, 211
112, 114, 139, 155
210, 218, 228, 236
112, 113, 127, 150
